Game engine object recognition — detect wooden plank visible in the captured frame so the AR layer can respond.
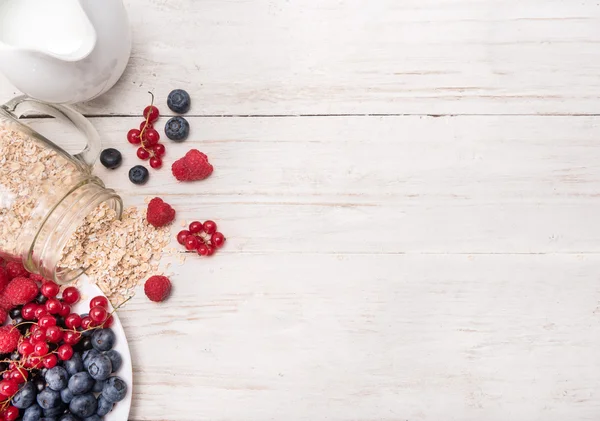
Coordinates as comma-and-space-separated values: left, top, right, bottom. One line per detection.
120, 253, 600, 421
2, 0, 600, 115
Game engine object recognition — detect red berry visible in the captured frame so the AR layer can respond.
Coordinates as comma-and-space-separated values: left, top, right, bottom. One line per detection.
140, 121, 153, 131
38, 315, 56, 329
89, 306, 108, 323
152, 144, 166, 157
143, 105, 159, 123
143, 129, 160, 145
42, 354, 58, 369
90, 296, 109, 309
206, 245, 215, 256
18, 341, 33, 356
103, 315, 114, 328
177, 230, 190, 245
57, 344, 73, 361
149, 156, 162, 169
197, 243, 209, 256
203, 220, 217, 235
144, 276, 171, 302
211, 232, 226, 248
185, 235, 199, 251
45, 326, 63, 343
2, 372, 9, 379
81, 316, 93, 330
10, 369, 27, 384
5, 405, 19, 421
31, 329, 45, 344
63, 330, 81, 345
127, 129, 141, 145
58, 303, 70, 317
65, 313, 82, 329
61, 286, 80, 305
45, 298, 61, 314
34, 307, 48, 320
41, 281, 59, 298
33, 342, 48, 357
21, 303, 37, 321
0, 380, 18, 396
189, 221, 203, 234
137, 147, 150, 160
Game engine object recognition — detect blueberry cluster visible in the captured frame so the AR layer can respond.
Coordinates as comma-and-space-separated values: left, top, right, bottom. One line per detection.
15, 328, 127, 421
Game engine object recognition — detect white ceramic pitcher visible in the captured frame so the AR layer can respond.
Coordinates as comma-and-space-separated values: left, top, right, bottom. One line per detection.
0, 0, 131, 104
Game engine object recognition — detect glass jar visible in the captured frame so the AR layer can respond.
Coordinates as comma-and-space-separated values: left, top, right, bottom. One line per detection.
0, 96, 122, 284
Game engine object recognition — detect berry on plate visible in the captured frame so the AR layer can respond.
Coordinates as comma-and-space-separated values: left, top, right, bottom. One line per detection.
164, 116, 190, 142
167, 89, 191, 114
171, 149, 213, 182
144, 276, 171, 302
146, 197, 176, 228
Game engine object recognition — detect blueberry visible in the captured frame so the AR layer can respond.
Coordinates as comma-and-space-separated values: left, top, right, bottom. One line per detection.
105, 350, 122, 372
23, 403, 43, 421
164, 116, 190, 142
33, 375, 46, 392
36, 293, 48, 305
56, 316, 66, 328
86, 354, 112, 381
167, 89, 191, 114
43, 403, 66, 417
9, 305, 22, 319
102, 376, 127, 403
91, 329, 115, 352
40, 418, 58, 421
68, 372, 95, 395
128, 165, 149, 185
64, 352, 84, 376
60, 387, 74, 404
92, 379, 105, 393
82, 349, 100, 368
59, 414, 81, 421
69, 393, 97, 418
45, 367, 69, 391
83, 416, 102, 421
37, 388, 61, 409
100, 148, 122, 169
10, 350, 20, 360
12, 381, 37, 409
74, 336, 92, 352
96, 394, 113, 416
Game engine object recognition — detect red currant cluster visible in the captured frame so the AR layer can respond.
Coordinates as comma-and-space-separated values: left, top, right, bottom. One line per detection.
177, 220, 226, 257
126, 93, 165, 169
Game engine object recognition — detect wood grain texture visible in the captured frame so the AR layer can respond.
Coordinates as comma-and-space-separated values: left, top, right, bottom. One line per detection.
3, 0, 600, 115
2, 1, 600, 419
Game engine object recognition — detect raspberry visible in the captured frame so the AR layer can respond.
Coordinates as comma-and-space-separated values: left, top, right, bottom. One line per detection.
3, 277, 39, 306
0, 310, 6, 325
0, 326, 20, 354
0, 267, 9, 293
146, 198, 176, 228
29, 273, 49, 283
144, 276, 171, 302
171, 149, 213, 181
5, 261, 28, 280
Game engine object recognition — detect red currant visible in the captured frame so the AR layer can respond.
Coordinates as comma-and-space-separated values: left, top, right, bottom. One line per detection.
151, 144, 166, 157
0, 380, 18, 397
143, 128, 160, 145
137, 147, 150, 160
34, 307, 48, 320
31, 329, 45, 344
189, 221, 203, 234
5, 405, 19, 421
42, 354, 58, 369
21, 303, 37, 321
143, 105, 159, 123
63, 330, 82, 345
57, 344, 73, 361
61, 286, 80, 305
149, 156, 162, 169
18, 341, 33, 356
10, 369, 27, 384
206, 245, 215, 256
90, 296, 109, 309
65, 313, 82, 329
45, 326, 63, 343
211, 232, 226, 248
38, 315, 56, 328
58, 303, 71, 317
81, 316, 94, 330
45, 298, 61, 314
197, 243, 209, 256
41, 281, 60, 298
103, 315, 114, 328
177, 230, 190, 245
127, 129, 141, 145
140, 121, 153, 132
33, 342, 49, 357
31, 357, 43, 369
203, 220, 217, 235
185, 235, 199, 251
90, 306, 108, 323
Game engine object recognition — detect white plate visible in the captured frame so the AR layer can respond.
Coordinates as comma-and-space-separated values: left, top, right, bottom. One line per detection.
72, 275, 132, 421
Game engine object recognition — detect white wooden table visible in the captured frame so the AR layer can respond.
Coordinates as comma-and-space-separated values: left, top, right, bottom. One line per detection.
2, 1, 600, 420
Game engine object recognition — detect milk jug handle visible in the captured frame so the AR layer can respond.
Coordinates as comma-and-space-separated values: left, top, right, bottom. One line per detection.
1, 96, 101, 168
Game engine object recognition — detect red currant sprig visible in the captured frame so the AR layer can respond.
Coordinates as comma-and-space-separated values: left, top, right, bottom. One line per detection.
177, 220, 226, 257
127, 92, 166, 169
